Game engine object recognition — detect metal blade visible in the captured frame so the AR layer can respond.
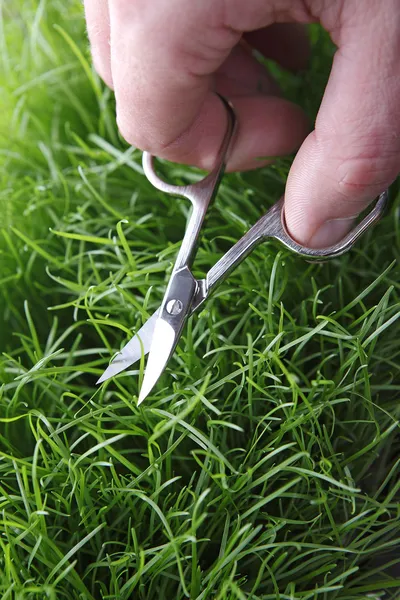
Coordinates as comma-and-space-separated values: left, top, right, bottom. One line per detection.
137, 266, 197, 404
137, 318, 177, 404
96, 309, 159, 384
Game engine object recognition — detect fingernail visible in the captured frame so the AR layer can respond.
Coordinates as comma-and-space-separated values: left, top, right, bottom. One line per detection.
308, 217, 355, 248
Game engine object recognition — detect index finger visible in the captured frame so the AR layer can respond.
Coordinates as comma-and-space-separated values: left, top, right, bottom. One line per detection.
108, 0, 309, 170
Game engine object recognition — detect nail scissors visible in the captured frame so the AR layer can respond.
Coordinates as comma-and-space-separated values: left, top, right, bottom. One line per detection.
97, 98, 388, 403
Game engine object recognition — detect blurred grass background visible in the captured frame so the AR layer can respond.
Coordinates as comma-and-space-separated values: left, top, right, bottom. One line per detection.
0, 1, 400, 598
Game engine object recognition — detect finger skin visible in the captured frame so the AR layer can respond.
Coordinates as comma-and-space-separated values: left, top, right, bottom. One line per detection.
218, 96, 309, 172
284, 0, 400, 245
101, 0, 400, 248
84, 0, 113, 88
108, 0, 309, 168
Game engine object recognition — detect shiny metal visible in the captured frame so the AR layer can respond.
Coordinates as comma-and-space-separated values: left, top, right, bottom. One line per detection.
137, 318, 176, 404
191, 190, 389, 311
142, 97, 236, 274
97, 96, 389, 396
166, 299, 183, 315
134, 97, 237, 402
98, 188, 388, 387
96, 309, 159, 383
137, 262, 200, 401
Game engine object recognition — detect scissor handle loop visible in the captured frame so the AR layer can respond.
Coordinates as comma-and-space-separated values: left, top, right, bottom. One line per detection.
267, 191, 389, 258
142, 96, 236, 207
142, 153, 193, 197
199, 189, 389, 308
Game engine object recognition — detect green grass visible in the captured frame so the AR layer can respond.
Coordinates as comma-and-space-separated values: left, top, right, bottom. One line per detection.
1, 1, 400, 598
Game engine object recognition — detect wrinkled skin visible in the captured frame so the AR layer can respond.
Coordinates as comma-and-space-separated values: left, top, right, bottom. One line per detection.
84, 0, 400, 247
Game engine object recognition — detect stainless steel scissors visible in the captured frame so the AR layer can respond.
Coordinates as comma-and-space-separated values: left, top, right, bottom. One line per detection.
97, 97, 388, 403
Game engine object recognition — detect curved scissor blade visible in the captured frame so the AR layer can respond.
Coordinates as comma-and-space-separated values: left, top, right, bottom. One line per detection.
138, 266, 197, 404
96, 309, 159, 384
137, 318, 177, 404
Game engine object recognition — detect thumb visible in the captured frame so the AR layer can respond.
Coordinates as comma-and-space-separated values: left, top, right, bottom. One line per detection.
284, 2, 400, 248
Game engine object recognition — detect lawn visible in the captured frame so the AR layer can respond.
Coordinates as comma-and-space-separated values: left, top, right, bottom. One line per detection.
1, 1, 399, 598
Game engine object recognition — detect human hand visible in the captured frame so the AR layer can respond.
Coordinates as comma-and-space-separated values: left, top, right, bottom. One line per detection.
84, 0, 400, 247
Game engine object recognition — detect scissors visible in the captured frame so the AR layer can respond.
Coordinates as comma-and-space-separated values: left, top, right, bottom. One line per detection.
97, 97, 388, 403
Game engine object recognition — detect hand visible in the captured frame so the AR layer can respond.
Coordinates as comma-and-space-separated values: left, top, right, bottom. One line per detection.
84, 0, 400, 247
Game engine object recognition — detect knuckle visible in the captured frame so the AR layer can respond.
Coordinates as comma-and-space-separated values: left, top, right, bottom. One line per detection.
116, 98, 188, 155
336, 153, 397, 203
116, 112, 164, 154
338, 156, 380, 191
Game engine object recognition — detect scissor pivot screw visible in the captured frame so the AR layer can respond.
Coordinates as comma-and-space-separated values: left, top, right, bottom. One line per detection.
166, 299, 183, 315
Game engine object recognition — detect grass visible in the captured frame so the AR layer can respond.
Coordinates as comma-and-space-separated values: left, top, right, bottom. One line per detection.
1, 1, 400, 598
